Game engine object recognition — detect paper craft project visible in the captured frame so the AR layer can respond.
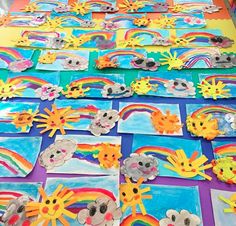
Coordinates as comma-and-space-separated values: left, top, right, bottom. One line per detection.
129, 135, 211, 180
69, 30, 116, 49
160, 48, 221, 70
0, 72, 61, 100
102, 14, 151, 30
132, 72, 196, 98
198, 74, 236, 100
171, 3, 222, 14
186, 104, 236, 140
16, 30, 67, 49
173, 29, 233, 47
210, 53, 236, 68
118, 102, 183, 135
40, 135, 121, 175
0, 47, 34, 72
23, 0, 68, 12
211, 189, 236, 226
174, 0, 212, 4
211, 141, 236, 184
50, 12, 96, 28
35, 99, 112, 137
0, 102, 39, 133
36, 50, 89, 71
0, 182, 41, 225
119, 28, 171, 48
63, 73, 132, 99
0, 12, 46, 27
119, 0, 168, 13
0, 137, 42, 177
154, 13, 206, 29
45, 175, 120, 226
121, 184, 202, 226
96, 49, 160, 71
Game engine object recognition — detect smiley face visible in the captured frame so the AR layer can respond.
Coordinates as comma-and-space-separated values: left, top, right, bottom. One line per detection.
13, 112, 33, 127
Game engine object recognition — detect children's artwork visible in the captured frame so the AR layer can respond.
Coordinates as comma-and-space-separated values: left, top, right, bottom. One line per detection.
186, 104, 236, 140
69, 29, 116, 49
102, 14, 151, 30
132, 72, 196, 98
96, 49, 160, 71
45, 175, 120, 226
0, 182, 41, 225
119, 0, 168, 13
16, 30, 67, 49
154, 13, 206, 29
36, 50, 89, 71
0, 102, 39, 133
120, 184, 203, 226
40, 135, 121, 175
119, 28, 171, 48
0, 12, 46, 27
174, 0, 212, 4
198, 74, 236, 100
129, 135, 211, 180
0, 72, 60, 100
118, 102, 183, 135
211, 189, 236, 226
211, 141, 236, 184
0, 47, 34, 72
23, 0, 68, 12
63, 73, 133, 99
50, 12, 96, 28
210, 53, 236, 68
160, 48, 220, 70
35, 99, 112, 137
0, 137, 42, 177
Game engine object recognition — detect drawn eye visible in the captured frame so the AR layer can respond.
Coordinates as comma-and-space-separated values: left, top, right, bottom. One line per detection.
122, 192, 126, 196
45, 200, 50, 205
171, 215, 176, 222
184, 218, 191, 226
230, 167, 233, 171
133, 188, 138, 194
103, 113, 108, 117
89, 206, 96, 216
181, 83, 187, 87
100, 204, 107, 214
17, 205, 25, 213
192, 123, 196, 127
138, 162, 143, 166
50, 154, 54, 159
227, 57, 231, 61
215, 57, 220, 61
174, 81, 178, 86
120, 86, 125, 91
181, 162, 184, 166
220, 169, 224, 172
109, 116, 113, 120
146, 61, 155, 68
52, 199, 57, 204
135, 58, 144, 65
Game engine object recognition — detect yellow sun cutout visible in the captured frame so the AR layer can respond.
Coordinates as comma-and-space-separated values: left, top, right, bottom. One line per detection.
38, 52, 57, 64
65, 35, 91, 48
172, 37, 196, 47
119, 0, 145, 12
43, 17, 63, 31
62, 84, 90, 98
198, 78, 231, 100
219, 193, 236, 214
120, 37, 144, 48
155, 16, 176, 28
164, 149, 213, 180
70, 2, 91, 16
35, 104, 81, 137
26, 184, 77, 226
160, 51, 185, 70
170, 4, 185, 13
22, 3, 39, 13
131, 77, 158, 95
120, 177, 152, 216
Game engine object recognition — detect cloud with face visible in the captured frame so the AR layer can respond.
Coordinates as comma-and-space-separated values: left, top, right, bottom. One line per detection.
164, 79, 196, 97
159, 209, 201, 226
35, 84, 62, 101
39, 139, 77, 170
121, 153, 159, 182
77, 196, 122, 226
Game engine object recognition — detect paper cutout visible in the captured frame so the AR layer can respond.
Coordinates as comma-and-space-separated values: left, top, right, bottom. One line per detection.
119, 0, 168, 13
35, 84, 62, 101
102, 83, 133, 99
78, 196, 122, 225
1, 196, 33, 226
164, 149, 212, 181
0, 137, 42, 177
0, 102, 39, 133
39, 139, 77, 170
120, 177, 152, 216
121, 153, 159, 182
186, 105, 236, 139
209, 36, 234, 48
202, 5, 222, 13
131, 57, 160, 71
37, 50, 89, 71
118, 102, 183, 135
0, 47, 34, 72
26, 184, 77, 226
197, 74, 236, 100
219, 193, 236, 214
210, 53, 236, 68
0, 12, 46, 27
159, 209, 201, 226
35, 104, 80, 137
225, 113, 236, 129
54, 3, 71, 13
89, 110, 119, 136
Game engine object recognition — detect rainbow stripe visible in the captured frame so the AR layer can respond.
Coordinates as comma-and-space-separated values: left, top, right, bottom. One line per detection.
54, 52, 87, 61
34, 0, 62, 7
107, 15, 138, 23
204, 74, 236, 85
174, 3, 210, 13
119, 104, 160, 120
124, 28, 163, 40
71, 105, 99, 119
214, 143, 236, 157
0, 47, 23, 64
22, 31, 60, 41
180, 32, 215, 43
70, 77, 115, 89
77, 31, 114, 41
105, 50, 145, 60
88, 0, 113, 6
192, 106, 236, 117
121, 214, 159, 226
149, 77, 168, 85
0, 147, 33, 176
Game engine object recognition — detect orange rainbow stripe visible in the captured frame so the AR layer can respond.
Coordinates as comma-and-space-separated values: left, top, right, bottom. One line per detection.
88, 0, 113, 6
135, 146, 176, 156
214, 143, 236, 157
105, 50, 145, 60
125, 28, 163, 40
78, 31, 114, 40
8, 76, 48, 86
192, 106, 236, 117
121, 214, 159, 226
70, 77, 115, 87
